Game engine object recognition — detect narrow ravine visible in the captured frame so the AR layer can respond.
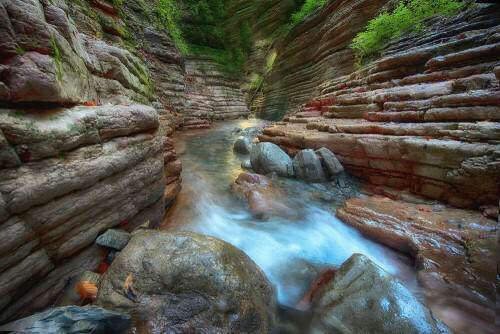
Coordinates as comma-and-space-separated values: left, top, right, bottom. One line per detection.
162, 119, 421, 307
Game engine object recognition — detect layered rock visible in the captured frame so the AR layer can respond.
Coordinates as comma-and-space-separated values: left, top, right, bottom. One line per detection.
0, 0, 181, 323
96, 231, 276, 333
184, 56, 250, 129
257, 3, 500, 208
251, 0, 391, 119
337, 196, 497, 334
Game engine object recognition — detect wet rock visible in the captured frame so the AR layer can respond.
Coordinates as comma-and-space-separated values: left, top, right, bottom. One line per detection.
0, 305, 131, 334
241, 159, 252, 169
314, 254, 451, 334
56, 270, 101, 307
233, 137, 252, 154
250, 142, 294, 177
292, 149, 326, 183
337, 197, 497, 331
231, 126, 242, 134
230, 172, 290, 218
95, 231, 275, 333
315, 147, 344, 176
95, 229, 131, 251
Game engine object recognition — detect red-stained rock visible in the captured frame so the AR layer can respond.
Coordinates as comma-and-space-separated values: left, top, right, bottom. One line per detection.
298, 268, 336, 308
336, 196, 498, 332
229, 173, 291, 218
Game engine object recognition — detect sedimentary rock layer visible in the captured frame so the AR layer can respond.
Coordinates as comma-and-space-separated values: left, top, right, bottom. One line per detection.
258, 3, 500, 208
184, 56, 250, 130
0, 0, 182, 322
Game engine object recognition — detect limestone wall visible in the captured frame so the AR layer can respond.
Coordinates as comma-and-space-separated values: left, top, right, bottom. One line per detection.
0, 0, 181, 322
258, 3, 500, 208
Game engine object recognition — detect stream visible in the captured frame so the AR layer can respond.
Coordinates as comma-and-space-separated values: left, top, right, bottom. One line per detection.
162, 119, 422, 307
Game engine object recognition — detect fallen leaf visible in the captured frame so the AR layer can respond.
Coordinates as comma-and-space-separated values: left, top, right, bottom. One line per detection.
124, 274, 138, 302
77, 281, 98, 301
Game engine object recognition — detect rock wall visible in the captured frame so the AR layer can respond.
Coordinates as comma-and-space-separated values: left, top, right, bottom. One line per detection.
0, 0, 181, 322
258, 2, 500, 209
184, 56, 249, 130
250, 0, 391, 119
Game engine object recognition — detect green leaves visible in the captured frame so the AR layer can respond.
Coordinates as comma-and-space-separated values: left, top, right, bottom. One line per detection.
290, 0, 327, 25
351, 0, 463, 67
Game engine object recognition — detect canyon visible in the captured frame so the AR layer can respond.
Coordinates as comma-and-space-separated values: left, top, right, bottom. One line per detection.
0, 0, 498, 333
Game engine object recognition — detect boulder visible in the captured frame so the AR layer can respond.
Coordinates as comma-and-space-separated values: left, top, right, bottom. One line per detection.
336, 197, 497, 330
316, 147, 344, 175
233, 137, 251, 154
95, 231, 276, 333
313, 254, 451, 334
292, 149, 326, 183
241, 159, 252, 169
56, 270, 101, 307
95, 229, 131, 251
230, 173, 291, 218
0, 306, 131, 334
250, 142, 294, 177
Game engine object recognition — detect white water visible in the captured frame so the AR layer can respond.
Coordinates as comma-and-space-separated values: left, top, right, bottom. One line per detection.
164, 119, 420, 306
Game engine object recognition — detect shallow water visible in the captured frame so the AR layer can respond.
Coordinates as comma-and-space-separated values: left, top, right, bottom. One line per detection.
163, 119, 421, 306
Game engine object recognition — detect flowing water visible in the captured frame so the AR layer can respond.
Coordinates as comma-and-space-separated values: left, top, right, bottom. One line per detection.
162, 119, 421, 307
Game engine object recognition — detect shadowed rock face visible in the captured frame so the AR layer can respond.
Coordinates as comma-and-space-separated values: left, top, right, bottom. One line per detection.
313, 254, 452, 334
95, 231, 276, 333
336, 196, 498, 334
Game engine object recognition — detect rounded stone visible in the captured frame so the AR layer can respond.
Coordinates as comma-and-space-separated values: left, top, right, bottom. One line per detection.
95, 231, 276, 333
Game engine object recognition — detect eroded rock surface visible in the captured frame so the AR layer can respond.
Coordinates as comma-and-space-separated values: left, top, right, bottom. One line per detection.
255, 3, 499, 208
313, 254, 451, 334
230, 172, 291, 218
0, 306, 130, 334
0, 0, 182, 322
337, 196, 498, 334
95, 231, 276, 333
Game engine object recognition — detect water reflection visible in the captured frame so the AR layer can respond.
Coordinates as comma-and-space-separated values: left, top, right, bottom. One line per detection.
163, 119, 420, 306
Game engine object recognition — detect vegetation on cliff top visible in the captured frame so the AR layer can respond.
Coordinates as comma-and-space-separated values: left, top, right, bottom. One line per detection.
290, 0, 327, 26
351, 0, 464, 67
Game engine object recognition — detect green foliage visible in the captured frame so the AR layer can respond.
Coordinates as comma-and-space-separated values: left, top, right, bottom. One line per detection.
290, 0, 327, 25
142, 0, 188, 54
182, 0, 253, 77
351, 0, 463, 67
15, 46, 26, 55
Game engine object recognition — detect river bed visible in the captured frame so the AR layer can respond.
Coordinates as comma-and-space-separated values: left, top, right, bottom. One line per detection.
162, 119, 421, 307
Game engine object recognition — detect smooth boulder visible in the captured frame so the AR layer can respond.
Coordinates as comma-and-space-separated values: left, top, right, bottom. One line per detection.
313, 254, 451, 334
95, 231, 276, 333
250, 142, 294, 177
233, 137, 252, 154
241, 159, 252, 169
316, 147, 344, 175
0, 306, 131, 334
292, 149, 326, 183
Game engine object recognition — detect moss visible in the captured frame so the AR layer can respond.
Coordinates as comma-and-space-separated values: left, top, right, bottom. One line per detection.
49, 38, 63, 80
15, 46, 26, 55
